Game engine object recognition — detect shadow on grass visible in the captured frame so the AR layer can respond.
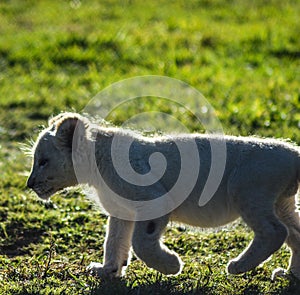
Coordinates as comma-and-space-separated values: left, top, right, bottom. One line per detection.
277, 277, 300, 295
271, 49, 300, 60
90, 278, 211, 295
0, 222, 45, 257
89, 274, 300, 295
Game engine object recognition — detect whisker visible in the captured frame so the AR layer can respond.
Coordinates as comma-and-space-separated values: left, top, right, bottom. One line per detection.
19, 138, 35, 157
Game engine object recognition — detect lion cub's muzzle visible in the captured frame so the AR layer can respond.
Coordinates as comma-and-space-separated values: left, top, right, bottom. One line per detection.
26, 173, 57, 200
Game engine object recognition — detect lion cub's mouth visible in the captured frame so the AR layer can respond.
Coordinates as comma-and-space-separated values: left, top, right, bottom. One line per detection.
35, 187, 62, 200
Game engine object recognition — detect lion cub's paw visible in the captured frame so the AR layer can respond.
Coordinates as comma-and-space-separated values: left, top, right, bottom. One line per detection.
272, 268, 300, 281
227, 260, 246, 275
271, 268, 287, 281
87, 262, 120, 278
158, 253, 183, 275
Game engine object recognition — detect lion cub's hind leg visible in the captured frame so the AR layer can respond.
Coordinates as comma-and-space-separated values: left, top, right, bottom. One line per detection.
227, 192, 288, 275
275, 196, 300, 280
132, 215, 183, 275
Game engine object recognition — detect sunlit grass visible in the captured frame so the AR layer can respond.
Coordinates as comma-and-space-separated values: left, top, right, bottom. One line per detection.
0, 0, 300, 293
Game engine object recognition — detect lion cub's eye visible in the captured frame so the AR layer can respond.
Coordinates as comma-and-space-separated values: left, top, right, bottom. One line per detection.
38, 159, 48, 167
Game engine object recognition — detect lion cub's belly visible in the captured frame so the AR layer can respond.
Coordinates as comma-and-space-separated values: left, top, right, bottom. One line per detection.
170, 192, 239, 228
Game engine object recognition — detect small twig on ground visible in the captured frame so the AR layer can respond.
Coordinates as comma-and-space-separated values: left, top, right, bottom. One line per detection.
42, 236, 56, 279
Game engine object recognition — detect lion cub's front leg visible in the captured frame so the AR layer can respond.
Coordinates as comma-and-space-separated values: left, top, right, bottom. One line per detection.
132, 215, 183, 275
88, 216, 134, 277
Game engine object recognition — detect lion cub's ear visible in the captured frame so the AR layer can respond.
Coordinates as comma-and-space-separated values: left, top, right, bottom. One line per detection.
48, 113, 68, 126
54, 114, 87, 149
48, 112, 84, 126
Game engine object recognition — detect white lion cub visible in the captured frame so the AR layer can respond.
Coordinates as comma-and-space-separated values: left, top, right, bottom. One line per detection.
27, 112, 300, 280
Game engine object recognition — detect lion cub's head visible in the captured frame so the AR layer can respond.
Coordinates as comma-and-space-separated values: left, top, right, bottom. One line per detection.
27, 113, 88, 200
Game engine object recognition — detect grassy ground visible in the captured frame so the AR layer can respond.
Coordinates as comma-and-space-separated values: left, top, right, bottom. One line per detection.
0, 0, 300, 294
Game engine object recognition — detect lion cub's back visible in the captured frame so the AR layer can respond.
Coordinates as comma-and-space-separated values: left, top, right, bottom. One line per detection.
170, 135, 299, 228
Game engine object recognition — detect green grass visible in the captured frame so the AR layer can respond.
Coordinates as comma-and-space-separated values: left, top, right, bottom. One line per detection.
0, 0, 300, 294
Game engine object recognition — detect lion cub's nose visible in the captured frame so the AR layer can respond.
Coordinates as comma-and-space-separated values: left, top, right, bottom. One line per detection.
26, 175, 35, 189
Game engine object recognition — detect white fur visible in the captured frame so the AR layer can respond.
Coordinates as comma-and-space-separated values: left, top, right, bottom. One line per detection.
27, 113, 300, 280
